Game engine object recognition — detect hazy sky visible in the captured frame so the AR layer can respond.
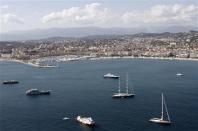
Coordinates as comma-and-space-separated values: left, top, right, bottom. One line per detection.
0, 0, 198, 33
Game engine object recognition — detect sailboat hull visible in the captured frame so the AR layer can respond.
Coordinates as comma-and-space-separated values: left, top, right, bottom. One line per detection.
149, 118, 171, 125
112, 93, 135, 98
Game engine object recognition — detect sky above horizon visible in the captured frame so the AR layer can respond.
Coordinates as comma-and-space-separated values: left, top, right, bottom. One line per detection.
0, 0, 198, 33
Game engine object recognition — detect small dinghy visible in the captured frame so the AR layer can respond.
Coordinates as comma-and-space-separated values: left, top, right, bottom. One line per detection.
62, 117, 70, 120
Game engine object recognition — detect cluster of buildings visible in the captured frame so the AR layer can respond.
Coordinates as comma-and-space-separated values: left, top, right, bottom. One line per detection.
0, 31, 198, 60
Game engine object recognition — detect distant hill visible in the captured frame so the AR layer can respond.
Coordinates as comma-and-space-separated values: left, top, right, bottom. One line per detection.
0, 26, 197, 41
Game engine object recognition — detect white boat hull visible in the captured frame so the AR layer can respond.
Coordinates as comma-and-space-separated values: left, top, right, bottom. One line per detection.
62, 117, 70, 120
104, 76, 119, 79
26, 89, 50, 95
112, 93, 135, 98
149, 118, 171, 124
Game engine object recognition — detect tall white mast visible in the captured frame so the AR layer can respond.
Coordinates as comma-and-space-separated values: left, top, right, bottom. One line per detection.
126, 74, 128, 94
164, 94, 171, 122
118, 78, 121, 94
161, 93, 164, 120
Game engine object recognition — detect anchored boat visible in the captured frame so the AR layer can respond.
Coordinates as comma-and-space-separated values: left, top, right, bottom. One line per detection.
104, 73, 119, 79
26, 89, 50, 96
112, 74, 135, 98
62, 117, 70, 121
76, 116, 95, 126
149, 93, 172, 125
2, 80, 19, 84
176, 73, 183, 76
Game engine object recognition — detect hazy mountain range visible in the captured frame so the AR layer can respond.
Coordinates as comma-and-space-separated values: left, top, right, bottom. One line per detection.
0, 26, 197, 41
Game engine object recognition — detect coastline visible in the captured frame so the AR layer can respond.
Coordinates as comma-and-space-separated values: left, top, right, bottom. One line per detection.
89, 56, 198, 61
0, 58, 58, 68
0, 56, 198, 67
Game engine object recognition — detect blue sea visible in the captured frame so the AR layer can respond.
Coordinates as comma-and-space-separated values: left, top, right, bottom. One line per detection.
0, 59, 198, 131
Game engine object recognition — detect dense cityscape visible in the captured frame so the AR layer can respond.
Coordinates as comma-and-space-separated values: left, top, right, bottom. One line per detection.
0, 31, 198, 61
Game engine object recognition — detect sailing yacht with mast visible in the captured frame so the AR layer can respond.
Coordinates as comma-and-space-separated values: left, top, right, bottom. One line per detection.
149, 93, 171, 124
112, 74, 135, 98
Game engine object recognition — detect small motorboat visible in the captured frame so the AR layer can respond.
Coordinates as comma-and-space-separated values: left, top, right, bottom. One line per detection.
104, 73, 119, 79
26, 89, 50, 96
2, 80, 19, 84
176, 73, 183, 76
62, 117, 70, 120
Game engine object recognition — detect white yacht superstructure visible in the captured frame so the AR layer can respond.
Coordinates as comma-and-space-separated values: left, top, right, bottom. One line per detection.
104, 73, 119, 79
76, 116, 95, 126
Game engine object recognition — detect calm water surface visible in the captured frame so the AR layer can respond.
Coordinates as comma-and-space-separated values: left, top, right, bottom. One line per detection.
0, 59, 198, 131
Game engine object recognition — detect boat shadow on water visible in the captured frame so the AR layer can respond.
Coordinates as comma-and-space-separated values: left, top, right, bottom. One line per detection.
151, 122, 175, 128
25, 93, 52, 99
79, 123, 98, 131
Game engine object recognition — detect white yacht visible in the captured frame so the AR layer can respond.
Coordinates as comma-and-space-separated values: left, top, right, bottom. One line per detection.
26, 89, 50, 95
76, 116, 95, 126
112, 74, 135, 98
176, 73, 183, 76
149, 93, 171, 125
104, 73, 119, 79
